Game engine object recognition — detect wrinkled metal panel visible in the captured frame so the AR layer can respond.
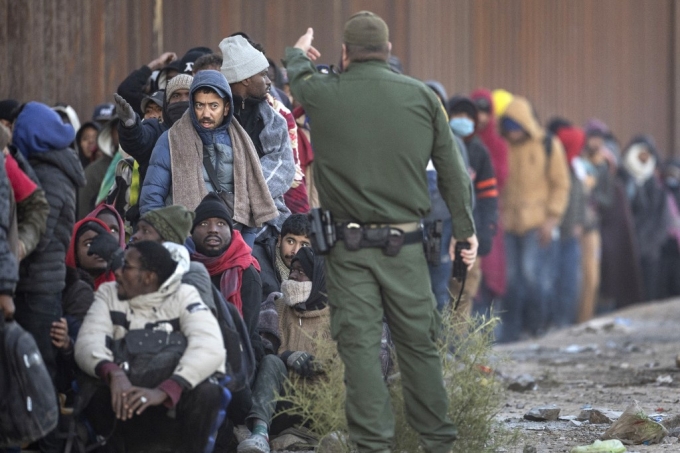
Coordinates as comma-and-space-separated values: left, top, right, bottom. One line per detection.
1, 0, 676, 155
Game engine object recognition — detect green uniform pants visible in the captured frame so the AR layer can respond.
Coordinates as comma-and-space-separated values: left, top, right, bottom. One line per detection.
326, 242, 457, 453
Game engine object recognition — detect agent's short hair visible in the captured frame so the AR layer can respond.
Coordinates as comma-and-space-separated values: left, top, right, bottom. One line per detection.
281, 214, 311, 238
344, 42, 390, 63
128, 241, 177, 286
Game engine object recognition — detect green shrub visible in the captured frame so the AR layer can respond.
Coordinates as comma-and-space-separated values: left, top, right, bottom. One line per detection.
277, 313, 517, 452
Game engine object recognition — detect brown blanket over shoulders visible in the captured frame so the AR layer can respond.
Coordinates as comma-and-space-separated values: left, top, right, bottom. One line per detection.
169, 111, 277, 226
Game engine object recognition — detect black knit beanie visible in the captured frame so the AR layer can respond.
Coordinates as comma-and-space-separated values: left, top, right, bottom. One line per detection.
192, 192, 234, 232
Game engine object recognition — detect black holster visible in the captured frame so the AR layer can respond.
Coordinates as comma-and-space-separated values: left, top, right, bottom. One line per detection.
423, 220, 443, 266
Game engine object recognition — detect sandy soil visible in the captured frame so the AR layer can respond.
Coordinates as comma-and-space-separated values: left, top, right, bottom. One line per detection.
494, 297, 680, 453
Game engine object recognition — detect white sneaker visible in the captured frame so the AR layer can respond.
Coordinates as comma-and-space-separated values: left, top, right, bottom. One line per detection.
237, 433, 270, 453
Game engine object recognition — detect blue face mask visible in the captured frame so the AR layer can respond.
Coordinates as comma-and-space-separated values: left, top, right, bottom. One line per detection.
449, 117, 475, 137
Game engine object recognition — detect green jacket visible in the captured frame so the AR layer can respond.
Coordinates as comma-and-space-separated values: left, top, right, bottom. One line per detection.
285, 48, 474, 239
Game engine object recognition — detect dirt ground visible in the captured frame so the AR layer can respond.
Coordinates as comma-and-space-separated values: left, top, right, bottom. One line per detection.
494, 297, 680, 453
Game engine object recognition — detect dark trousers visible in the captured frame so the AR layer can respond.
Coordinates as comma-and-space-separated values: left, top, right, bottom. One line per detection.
246, 354, 301, 435
14, 292, 63, 453
85, 379, 222, 453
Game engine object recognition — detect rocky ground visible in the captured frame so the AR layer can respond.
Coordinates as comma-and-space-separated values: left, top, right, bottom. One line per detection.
494, 297, 680, 453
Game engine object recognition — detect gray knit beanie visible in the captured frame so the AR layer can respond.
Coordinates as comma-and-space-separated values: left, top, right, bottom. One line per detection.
165, 74, 194, 102
219, 35, 269, 84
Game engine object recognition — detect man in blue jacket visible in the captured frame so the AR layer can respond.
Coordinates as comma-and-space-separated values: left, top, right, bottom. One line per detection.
140, 70, 277, 246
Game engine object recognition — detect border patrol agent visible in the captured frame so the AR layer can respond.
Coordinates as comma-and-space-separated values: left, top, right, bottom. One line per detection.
285, 11, 478, 453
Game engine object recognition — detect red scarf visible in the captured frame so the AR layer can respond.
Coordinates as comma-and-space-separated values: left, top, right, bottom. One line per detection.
191, 230, 260, 316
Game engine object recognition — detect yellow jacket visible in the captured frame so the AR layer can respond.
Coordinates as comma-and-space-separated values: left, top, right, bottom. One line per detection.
501, 97, 571, 234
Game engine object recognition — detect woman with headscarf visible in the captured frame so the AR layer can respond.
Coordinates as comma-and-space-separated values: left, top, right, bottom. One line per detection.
238, 247, 328, 452
618, 135, 671, 302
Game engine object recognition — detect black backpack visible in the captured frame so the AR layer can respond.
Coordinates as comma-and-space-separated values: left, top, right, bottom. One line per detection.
0, 318, 59, 448
211, 285, 256, 392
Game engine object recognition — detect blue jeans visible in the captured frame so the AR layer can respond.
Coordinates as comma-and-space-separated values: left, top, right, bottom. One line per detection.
498, 230, 556, 343
426, 218, 453, 312
549, 236, 582, 327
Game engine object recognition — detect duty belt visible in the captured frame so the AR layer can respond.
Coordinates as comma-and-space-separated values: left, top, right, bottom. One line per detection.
336, 221, 423, 246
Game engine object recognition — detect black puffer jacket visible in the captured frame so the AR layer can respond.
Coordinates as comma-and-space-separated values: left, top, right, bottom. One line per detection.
18, 148, 86, 294
252, 233, 282, 302
118, 115, 167, 186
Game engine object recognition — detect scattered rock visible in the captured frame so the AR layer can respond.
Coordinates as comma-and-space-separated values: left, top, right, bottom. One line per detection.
516, 402, 526, 409
675, 354, 680, 368
523, 446, 537, 453
570, 419, 583, 427
577, 408, 622, 423
572, 317, 633, 335
508, 374, 537, 392
590, 408, 622, 424
656, 374, 673, 385
524, 405, 561, 421
562, 344, 599, 354
577, 408, 592, 421
662, 414, 680, 434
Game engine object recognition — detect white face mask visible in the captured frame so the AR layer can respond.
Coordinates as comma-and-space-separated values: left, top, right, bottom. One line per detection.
281, 279, 312, 307
624, 144, 656, 185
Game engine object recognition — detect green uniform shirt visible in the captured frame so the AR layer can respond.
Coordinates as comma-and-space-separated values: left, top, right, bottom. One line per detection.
285, 48, 475, 239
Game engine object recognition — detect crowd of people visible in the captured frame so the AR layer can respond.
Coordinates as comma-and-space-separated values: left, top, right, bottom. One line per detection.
0, 9, 679, 453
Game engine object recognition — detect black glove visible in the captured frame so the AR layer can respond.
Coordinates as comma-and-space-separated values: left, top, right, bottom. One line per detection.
280, 350, 317, 377
113, 93, 136, 128
87, 232, 122, 269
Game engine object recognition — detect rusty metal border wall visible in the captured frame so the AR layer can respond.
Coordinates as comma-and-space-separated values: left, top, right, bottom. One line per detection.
1, 0, 676, 155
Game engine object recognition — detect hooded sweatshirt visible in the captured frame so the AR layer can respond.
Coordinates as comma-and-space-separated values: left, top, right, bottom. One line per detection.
12, 102, 86, 294
65, 217, 118, 290
500, 96, 570, 235
141, 70, 235, 213
88, 203, 127, 247
141, 70, 278, 228
12, 102, 76, 159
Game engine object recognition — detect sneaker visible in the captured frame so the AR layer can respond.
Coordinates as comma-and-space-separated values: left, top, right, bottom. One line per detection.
237, 433, 270, 453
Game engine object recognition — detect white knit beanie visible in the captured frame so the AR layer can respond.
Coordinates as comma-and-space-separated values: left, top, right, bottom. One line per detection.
165, 74, 194, 102
219, 35, 269, 84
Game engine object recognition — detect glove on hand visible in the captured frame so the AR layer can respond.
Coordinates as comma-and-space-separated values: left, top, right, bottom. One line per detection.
280, 350, 317, 377
113, 93, 136, 128
87, 231, 121, 265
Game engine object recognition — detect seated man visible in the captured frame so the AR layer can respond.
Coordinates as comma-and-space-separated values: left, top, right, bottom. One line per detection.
190, 193, 264, 360
130, 203, 215, 311
74, 241, 226, 453
252, 213, 311, 302
238, 247, 328, 453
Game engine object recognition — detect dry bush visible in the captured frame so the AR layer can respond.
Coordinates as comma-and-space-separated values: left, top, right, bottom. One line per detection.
278, 312, 517, 452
